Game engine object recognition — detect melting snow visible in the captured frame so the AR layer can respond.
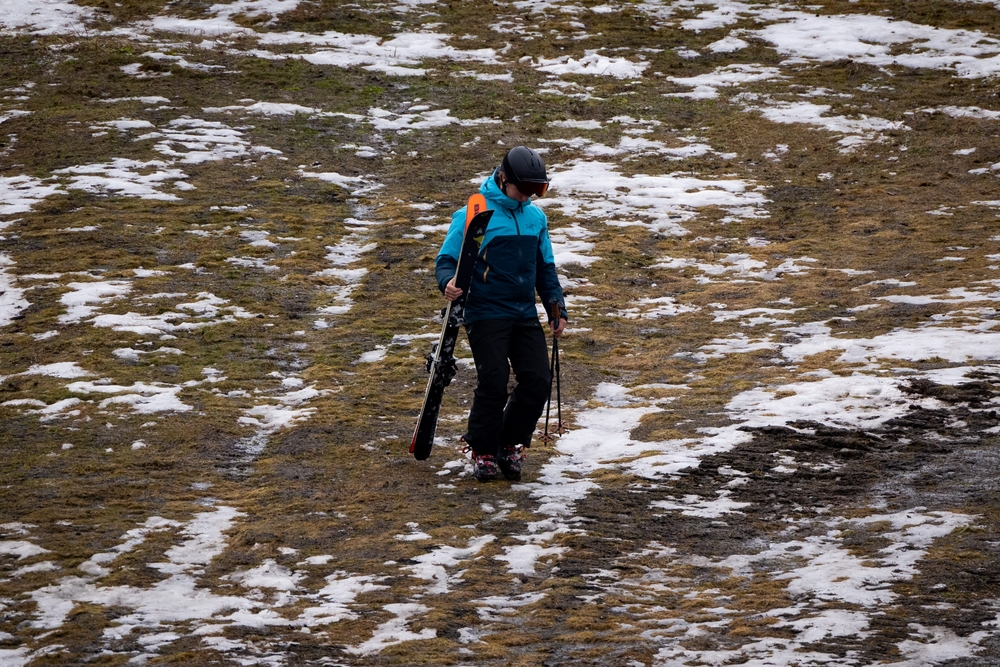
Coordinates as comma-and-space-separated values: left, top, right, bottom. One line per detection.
751, 12, 1000, 79
749, 100, 908, 152
404, 536, 496, 594
345, 603, 436, 655
535, 51, 648, 79
0, 0, 97, 35
0, 254, 29, 326
0, 175, 63, 215
539, 160, 767, 236
54, 159, 190, 201
668, 64, 783, 99
254, 31, 499, 76
59, 280, 132, 323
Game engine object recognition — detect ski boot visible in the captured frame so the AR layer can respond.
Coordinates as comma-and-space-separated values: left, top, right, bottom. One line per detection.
471, 453, 498, 482
497, 445, 524, 481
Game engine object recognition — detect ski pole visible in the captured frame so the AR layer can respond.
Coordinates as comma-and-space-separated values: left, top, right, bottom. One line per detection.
554, 333, 564, 435
542, 332, 557, 443
542, 301, 563, 442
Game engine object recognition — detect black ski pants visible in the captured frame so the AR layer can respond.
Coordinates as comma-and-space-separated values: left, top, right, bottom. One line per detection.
464, 318, 551, 457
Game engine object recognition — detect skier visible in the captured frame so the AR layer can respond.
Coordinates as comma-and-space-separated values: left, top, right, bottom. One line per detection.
436, 146, 568, 482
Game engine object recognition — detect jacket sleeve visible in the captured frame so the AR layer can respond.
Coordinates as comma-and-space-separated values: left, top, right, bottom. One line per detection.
535, 225, 568, 322
434, 207, 466, 293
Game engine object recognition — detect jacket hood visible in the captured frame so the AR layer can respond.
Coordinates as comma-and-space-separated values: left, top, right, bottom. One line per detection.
480, 170, 530, 211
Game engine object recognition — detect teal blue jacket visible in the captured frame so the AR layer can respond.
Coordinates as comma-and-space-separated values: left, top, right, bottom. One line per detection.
436, 171, 567, 325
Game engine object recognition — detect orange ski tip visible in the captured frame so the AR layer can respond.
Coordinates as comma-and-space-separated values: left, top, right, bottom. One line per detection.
465, 193, 487, 225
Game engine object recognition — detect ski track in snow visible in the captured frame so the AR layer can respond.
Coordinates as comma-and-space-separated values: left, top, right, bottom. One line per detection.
2, 0, 1000, 663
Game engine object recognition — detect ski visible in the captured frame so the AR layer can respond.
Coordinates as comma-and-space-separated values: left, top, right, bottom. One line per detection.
410, 193, 492, 460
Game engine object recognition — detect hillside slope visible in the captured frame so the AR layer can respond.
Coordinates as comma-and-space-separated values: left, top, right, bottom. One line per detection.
1, 0, 1000, 665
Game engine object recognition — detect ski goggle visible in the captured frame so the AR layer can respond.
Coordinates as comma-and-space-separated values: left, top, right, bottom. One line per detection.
514, 180, 549, 198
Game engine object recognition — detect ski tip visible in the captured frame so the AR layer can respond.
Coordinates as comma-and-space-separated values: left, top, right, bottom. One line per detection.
466, 193, 487, 225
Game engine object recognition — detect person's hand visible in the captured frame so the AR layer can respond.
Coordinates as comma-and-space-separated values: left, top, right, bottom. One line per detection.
551, 317, 567, 338
443, 278, 463, 302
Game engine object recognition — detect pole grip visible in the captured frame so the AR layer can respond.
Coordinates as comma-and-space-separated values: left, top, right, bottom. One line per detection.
548, 300, 561, 331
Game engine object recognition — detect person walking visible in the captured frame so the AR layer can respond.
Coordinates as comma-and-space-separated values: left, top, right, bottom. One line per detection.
436, 146, 568, 482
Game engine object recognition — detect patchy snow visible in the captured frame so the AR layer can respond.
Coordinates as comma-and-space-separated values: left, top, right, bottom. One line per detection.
395, 523, 431, 542
707, 35, 748, 53
239, 383, 327, 434
0, 0, 97, 35
780, 322, 1000, 365
357, 346, 388, 363
452, 69, 514, 82
0, 362, 91, 382
535, 51, 648, 79
613, 296, 700, 319
1, 110, 31, 127
54, 159, 190, 201
403, 536, 495, 594
726, 373, 946, 431
59, 280, 132, 324
24, 506, 309, 652
927, 105, 1000, 120
239, 403, 315, 431
306, 211, 383, 317
549, 119, 603, 130
203, 101, 326, 116
548, 222, 599, 267
668, 64, 782, 99
113, 346, 184, 362
142, 0, 304, 36
475, 591, 548, 621
254, 31, 499, 76
94, 118, 156, 132
145, 117, 281, 164
495, 543, 567, 576
651, 254, 814, 283
92, 292, 256, 335
0, 541, 50, 560
299, 170, 381, 196
226, 256, 278, 272
543, 134, 734, 162
652, 490, 750, 518
296, 573, 387, 626
538, 160, 767, 236
748, 100, 908, 152
366, 106, 500, 133
702, 510, 977, 616
750, 12, 1000, 79
100, 96, 172, 105
597, 466, 986, 666
345, 603, 437, 655
0, 175, 63, 216
224, 559, 304, 592
67, 380, 195, 414
0, 254, 30, 327
239, 233, 272, 252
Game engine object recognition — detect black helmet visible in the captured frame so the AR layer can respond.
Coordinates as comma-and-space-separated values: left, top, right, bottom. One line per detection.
500, 146, 549, 197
